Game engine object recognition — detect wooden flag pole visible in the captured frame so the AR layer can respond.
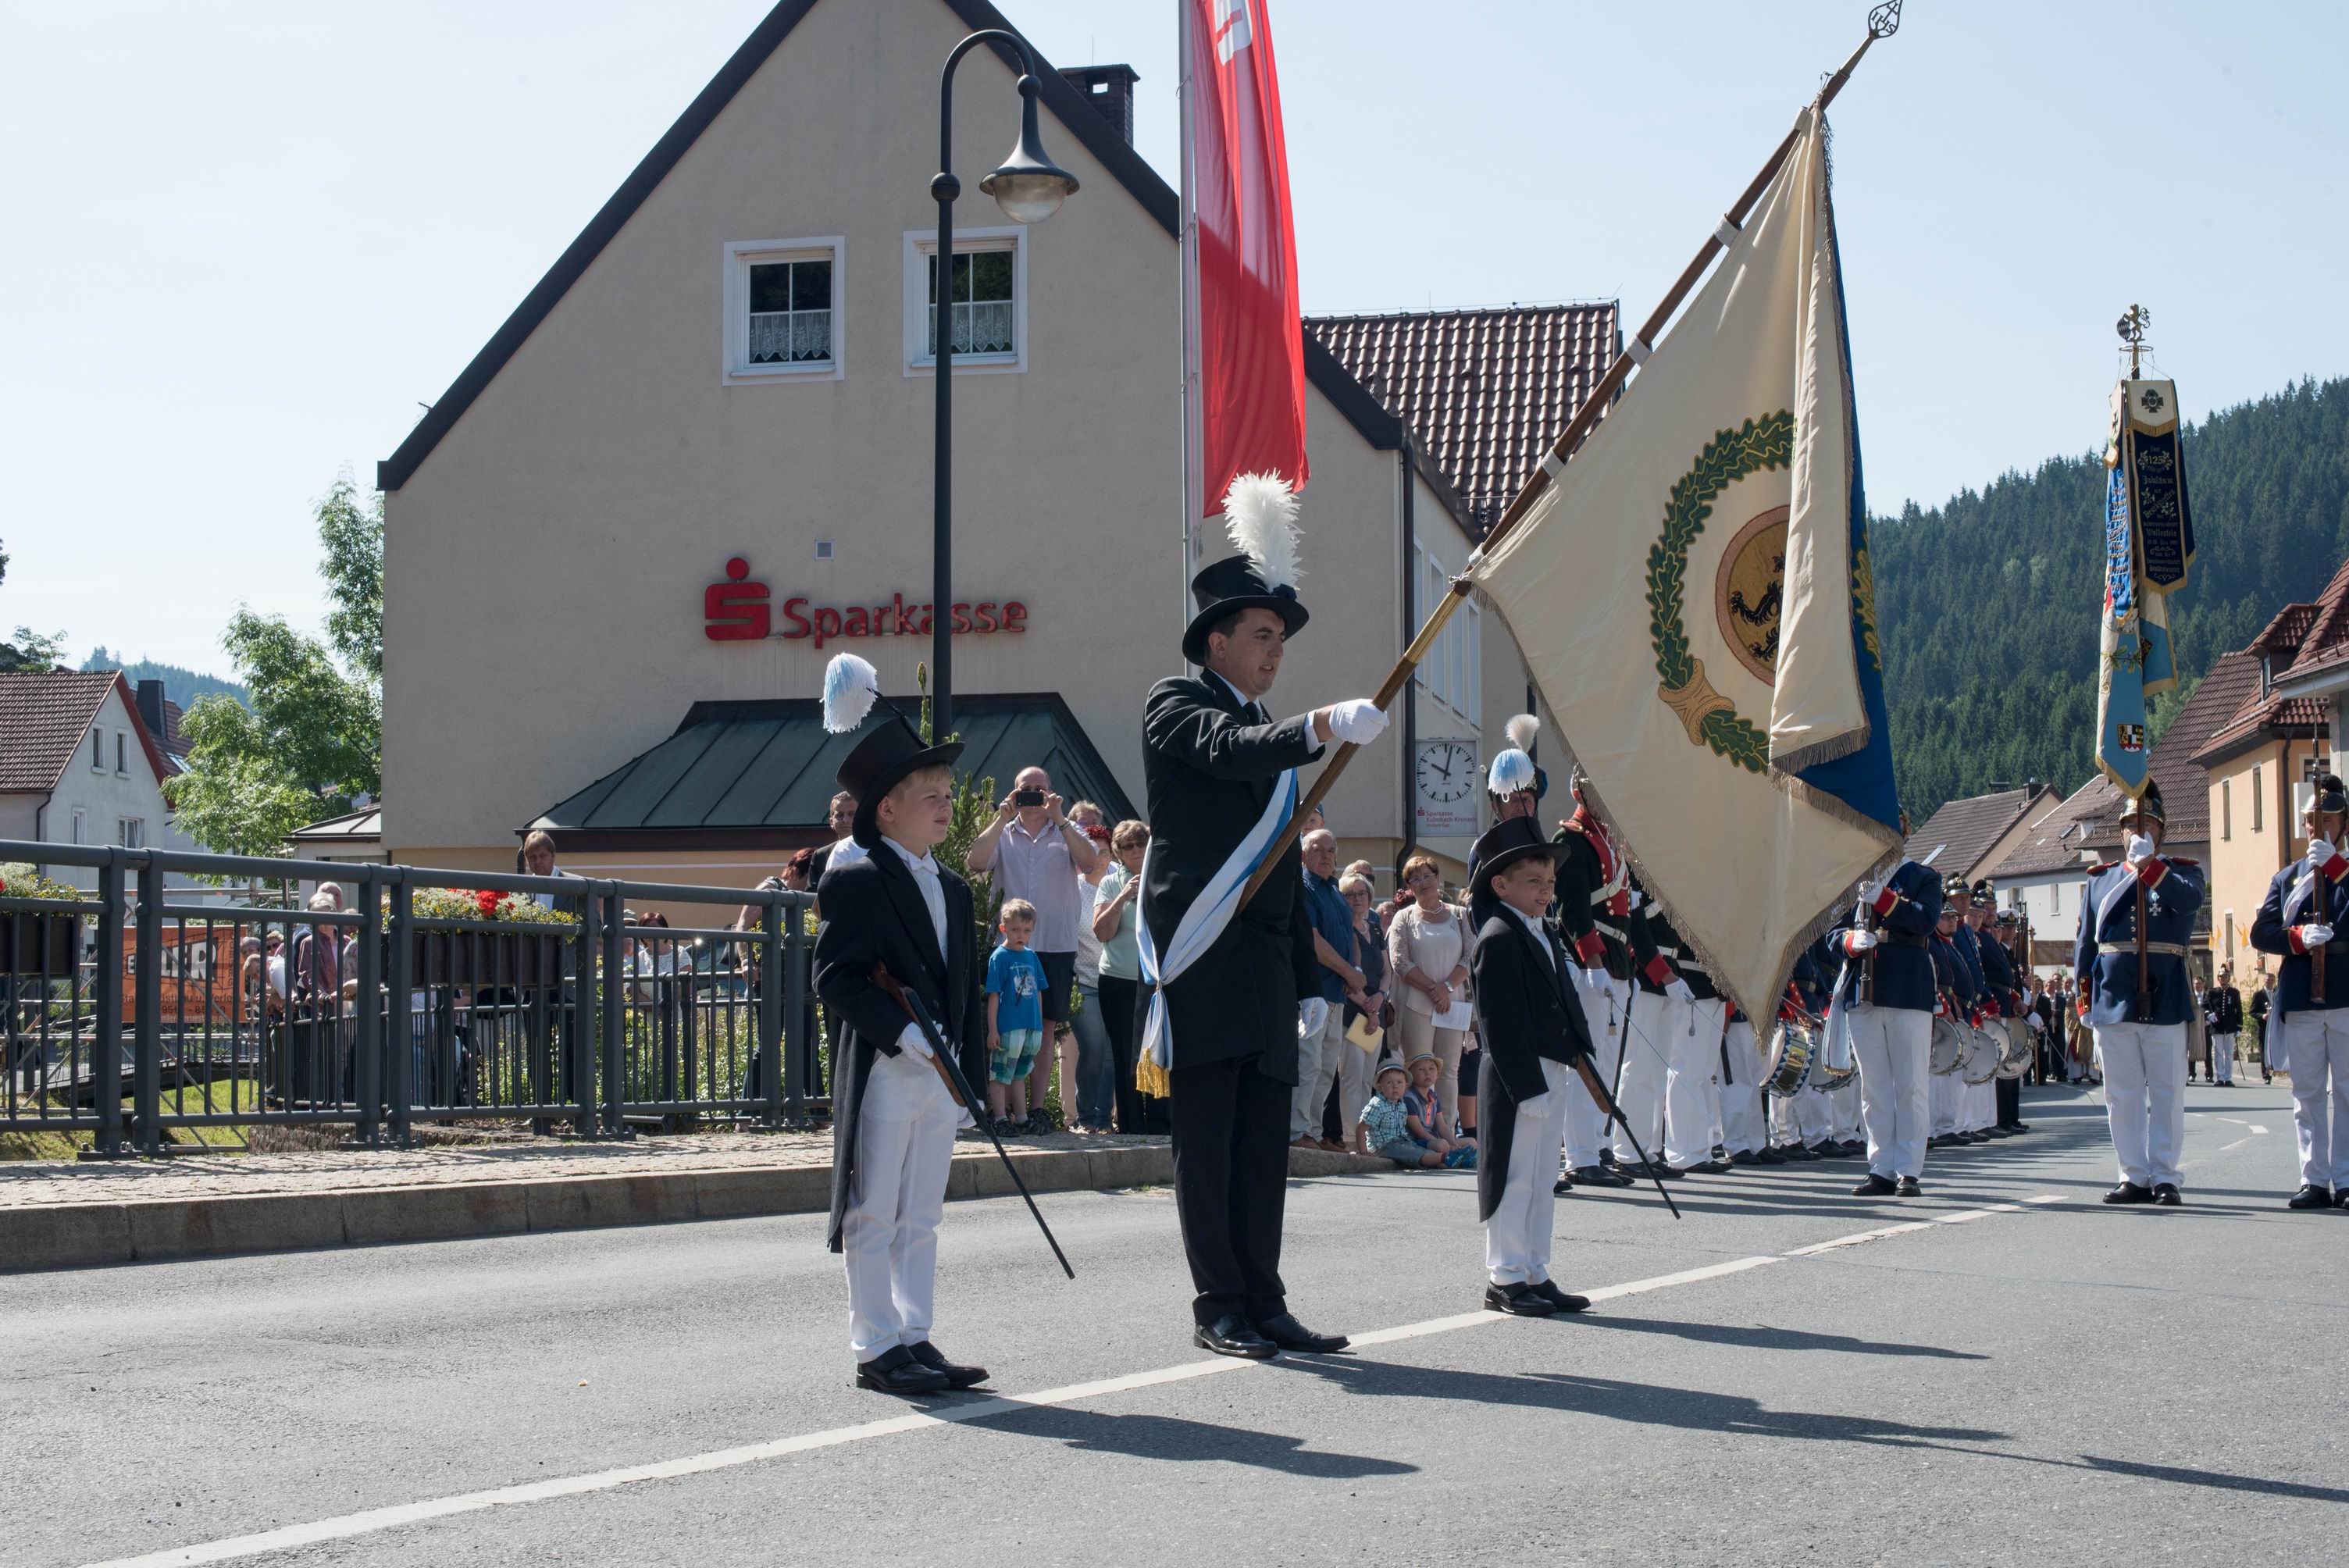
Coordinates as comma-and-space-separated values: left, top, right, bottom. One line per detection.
1238, 2, 1902, 911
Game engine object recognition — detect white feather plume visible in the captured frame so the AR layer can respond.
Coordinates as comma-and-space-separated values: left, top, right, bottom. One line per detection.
1221, 472, 1302, 592
821, 653, 880, 734
1502, 713, 1539, 753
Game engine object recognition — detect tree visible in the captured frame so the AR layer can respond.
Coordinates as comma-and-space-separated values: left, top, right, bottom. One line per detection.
166, 477, 383, 856
0, 535, 69, 673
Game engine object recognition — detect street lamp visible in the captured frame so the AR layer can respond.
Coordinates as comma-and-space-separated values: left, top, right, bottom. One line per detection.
930, 30, 1078, 742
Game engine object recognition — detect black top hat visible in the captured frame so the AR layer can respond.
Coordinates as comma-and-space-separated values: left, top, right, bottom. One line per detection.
836, 716, 964, 850
1182, 554, 1310, 666
1468, 817, 1555, 900
2116, 779, 2166, 828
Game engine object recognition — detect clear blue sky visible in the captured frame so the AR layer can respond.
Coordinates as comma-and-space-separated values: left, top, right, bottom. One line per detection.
5, 0, 2342, 674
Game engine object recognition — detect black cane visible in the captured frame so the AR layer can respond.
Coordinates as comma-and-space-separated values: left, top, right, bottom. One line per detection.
1570, 1053, 1681, 1220
871, 964, 1075, 1279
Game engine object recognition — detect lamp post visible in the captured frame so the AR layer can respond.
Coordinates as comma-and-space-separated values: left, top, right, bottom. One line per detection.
930, 30, 1078, 742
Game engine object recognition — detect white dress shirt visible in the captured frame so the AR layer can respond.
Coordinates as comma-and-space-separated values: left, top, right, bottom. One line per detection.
882, 836, 947, 1057
1506, 903, 1556, 970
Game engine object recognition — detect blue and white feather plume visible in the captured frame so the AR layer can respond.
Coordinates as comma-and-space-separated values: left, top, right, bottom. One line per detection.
1488, 713, 1539, 795
822, 653, 881, 734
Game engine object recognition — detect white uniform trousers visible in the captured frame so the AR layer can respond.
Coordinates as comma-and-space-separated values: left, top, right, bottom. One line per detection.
2210, 1031, 2236, 1084
1487, 1057, 1572, 1286
1964, 1072, 1994, 1133
1613, 989, 1675, 1165
1830, 1074, 1862, 1143
2092, 1020, 2187, 1189
844, 1044, 961, 1360
1664, 996, 1726, 1168
1930, 1061, 1957, 1135
1851, 1003, 1931, 1180
1773, 1082, 1830, 1146
1291, 1003, 1355, 1141
1565, 974, 1625, 1170
2280, 1008, 2349, 1189
1720, 1016, 1768, 1155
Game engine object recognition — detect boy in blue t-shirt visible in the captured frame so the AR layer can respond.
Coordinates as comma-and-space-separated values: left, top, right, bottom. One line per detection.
986, 898, 1048, 1133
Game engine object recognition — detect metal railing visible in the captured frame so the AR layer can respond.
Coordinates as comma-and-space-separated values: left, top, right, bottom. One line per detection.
0, 841, 822, 1157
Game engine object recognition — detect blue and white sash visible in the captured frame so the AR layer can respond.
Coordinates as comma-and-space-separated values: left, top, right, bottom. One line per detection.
1134, 768, 1300, 1070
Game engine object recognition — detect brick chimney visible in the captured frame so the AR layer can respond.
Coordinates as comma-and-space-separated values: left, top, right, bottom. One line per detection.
134, 678, 168, 740
1060, 64, 1139, 146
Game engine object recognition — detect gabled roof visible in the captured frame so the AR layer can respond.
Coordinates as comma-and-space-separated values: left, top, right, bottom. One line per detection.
2067, 651, 2255, 850
529, 693, 1134, 849
1900, 785, 2051, 882
1306, 305, 1620, 534
290, 805, 383, 843
378, 0, 1426, 504
2192, 569, 2344, 765
1984, 777, 2111, 881
0, 671, 170, 793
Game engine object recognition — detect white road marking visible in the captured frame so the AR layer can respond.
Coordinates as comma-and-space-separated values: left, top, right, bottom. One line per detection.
77, 1198, 2058, 1568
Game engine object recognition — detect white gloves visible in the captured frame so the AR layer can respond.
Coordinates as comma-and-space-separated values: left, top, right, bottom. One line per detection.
1298, 996, 1331, 1037
2302, 925, 2337, 950
2311, 839, 2338, 868
896, 1022, 934, 1060
1845, 929, 1879, 954
1324, 699, 1390, 746
2124, 832, 2156, 866
1665, 978, 1695, 1004
1853, 877, 1882, 906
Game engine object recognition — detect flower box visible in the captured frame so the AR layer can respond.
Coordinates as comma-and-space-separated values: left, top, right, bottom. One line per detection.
408, 928, 568, 989
2, 911, 79, 976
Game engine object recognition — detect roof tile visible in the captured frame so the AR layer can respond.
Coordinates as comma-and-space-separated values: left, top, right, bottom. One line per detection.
0, 671, 124, 793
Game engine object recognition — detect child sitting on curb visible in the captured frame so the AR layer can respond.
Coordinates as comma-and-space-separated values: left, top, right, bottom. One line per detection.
1404, 1051, 1476, 1168
1359, 1063, 1450, 1167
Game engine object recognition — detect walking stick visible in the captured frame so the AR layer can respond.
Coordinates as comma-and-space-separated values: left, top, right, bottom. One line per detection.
1570, 1052, 1681, 1220
1236, 1, 1903, 914
870, 964, 1076, 1280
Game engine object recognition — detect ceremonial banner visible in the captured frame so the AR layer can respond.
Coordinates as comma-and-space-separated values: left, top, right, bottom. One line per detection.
2095, 465, 2153, 795
2094, 376, 2193, 794
1466, 110, 1899, 1020
1182, 0, 1309, 510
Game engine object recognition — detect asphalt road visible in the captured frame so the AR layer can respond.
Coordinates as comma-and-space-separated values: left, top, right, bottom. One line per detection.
9, 1079, 2342, 1568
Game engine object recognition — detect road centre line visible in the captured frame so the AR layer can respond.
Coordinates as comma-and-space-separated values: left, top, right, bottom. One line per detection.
77, 1196, 2060, 1568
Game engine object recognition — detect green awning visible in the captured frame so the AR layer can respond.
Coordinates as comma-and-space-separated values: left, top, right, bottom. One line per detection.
528, 693, 1135, 850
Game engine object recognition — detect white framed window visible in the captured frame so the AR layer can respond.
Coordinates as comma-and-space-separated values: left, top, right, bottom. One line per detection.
118, 818, 144, 850
70, 808, 85, 845
903, 227, 1025, 373
721, 237, 843, 384
116, 731, 127, 775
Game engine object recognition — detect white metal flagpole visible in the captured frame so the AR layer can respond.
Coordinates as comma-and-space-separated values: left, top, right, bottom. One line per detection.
1176, 0, 1204, 662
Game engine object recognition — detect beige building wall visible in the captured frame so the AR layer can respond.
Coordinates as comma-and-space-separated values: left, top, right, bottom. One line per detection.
2205, 736, 2322, 982
381, 0, 1510, 880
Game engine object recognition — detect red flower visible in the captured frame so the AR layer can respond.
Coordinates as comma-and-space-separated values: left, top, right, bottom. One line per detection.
475, 888, 502, 918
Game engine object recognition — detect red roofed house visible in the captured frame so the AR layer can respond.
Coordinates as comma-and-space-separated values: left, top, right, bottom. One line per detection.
0, 670, 198, 888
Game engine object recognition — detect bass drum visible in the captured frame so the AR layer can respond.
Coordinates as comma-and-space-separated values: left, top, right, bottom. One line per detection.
1766, 1015, 1818, 1096
1996, 1017, 2034, 1080
1929, 1014, 1966, 1077
1813, 1000, 1859, 1092
1959, 1022, 2002, 1085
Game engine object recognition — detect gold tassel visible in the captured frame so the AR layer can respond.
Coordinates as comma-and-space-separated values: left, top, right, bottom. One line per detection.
1135, 1051, 1172, 1099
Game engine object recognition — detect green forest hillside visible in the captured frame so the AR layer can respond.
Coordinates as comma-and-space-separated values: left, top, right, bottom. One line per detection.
1874, 375, 2349, 818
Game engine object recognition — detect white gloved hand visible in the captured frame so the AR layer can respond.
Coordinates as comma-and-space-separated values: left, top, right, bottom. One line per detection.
1324, 699, 1389, 746
1845, 928, 1879, 953
896, 1021, 934, 1060
2311, 838, 2338, 868
2125, 832, 2156, 865
1625, 888, 1645, 911
1852, 878, 1882, 906
1665, 978, 1695, 1004
1298, 996, 1331, 1037
2302, 924, 2337, 949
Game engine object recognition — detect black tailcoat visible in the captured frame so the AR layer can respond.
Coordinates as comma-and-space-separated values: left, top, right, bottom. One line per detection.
1139, 673, 1324, 1082
812, 844, 984, 1253
1471, 903, 1594, 1222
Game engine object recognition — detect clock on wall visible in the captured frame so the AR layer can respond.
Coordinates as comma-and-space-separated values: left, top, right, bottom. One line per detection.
1417, 739, 1477, 804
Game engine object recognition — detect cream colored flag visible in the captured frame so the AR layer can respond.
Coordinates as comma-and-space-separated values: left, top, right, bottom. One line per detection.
1469, 110, 1901, 1017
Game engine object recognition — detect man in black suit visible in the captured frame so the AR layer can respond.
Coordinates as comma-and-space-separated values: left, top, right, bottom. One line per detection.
1141, 543, 1388, 1360
814, 712, 989, 1397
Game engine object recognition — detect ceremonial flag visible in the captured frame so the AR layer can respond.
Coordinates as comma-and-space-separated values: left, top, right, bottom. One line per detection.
1182, 0, 1309, 514
2094, 376, 2196, 795
1466, 109, 1900, 1019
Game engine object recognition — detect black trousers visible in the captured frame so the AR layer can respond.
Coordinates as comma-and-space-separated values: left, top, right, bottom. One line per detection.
1168, 1052, 1291, 1327
1098, 974, 1145, 1132
1994, 1073, 2019, 1126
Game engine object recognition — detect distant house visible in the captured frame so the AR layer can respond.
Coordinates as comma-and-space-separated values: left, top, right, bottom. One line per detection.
0, 670, 200, 886
1902, 784, 2059, 889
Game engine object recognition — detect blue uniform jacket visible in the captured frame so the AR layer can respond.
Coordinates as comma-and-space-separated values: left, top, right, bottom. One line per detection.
1826, 861, 1943, 1012
2073, 856, 2206, 1027
2249, 856, 2349, 1021
1933, 931, 1976, 1012
1975, 928, 2016, 1017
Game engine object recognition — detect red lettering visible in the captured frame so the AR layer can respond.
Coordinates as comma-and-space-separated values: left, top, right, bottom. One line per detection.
951, 602, 973, 634
891, 592, 917, 636
704, 580, 770, 640
1001, 600, 1027, 633
813, 607, 843, 648
973, 601, 998, 633
779, 597, 811, 640
704, 569, 1032, 643
917, 604, 934, 634
843, 606, 871, 637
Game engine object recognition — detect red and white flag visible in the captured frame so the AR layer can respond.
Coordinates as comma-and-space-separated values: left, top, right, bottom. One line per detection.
1183, 0, 1308, 516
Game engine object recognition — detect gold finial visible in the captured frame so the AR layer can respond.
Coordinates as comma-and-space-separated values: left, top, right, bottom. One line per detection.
2116, 305, 2151, 379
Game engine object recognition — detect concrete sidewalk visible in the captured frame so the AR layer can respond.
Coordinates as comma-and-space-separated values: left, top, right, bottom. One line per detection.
0, 1129, 1393, 1273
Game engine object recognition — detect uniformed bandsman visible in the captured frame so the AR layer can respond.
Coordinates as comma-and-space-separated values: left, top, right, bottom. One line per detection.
2203, 964, 2241, 1087
1829, 857, 1944, 1196
2250, 772, 2349, 1210
1609, 875, 1695, 1181
1928, 876, 1981, 1150
1648, 909, 1731, 1175
2073, 781, 2206, 1206
1549, 762, 1640, 1188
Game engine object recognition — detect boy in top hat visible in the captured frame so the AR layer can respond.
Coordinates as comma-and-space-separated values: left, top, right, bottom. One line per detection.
2074, 779, 2205, 1206
1469, 815, 1596, 1317
811, 655, 991, 1395
2251, 770, 2349, 1209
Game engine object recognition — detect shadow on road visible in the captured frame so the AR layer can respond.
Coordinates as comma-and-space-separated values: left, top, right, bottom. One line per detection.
962, 1401, 1419, 1479
1561, 1315, 1987, 1360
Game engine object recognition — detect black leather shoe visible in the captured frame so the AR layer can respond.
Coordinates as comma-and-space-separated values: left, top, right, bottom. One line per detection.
1805, 1142, 1841, 1160
1193, 1314, 1278, 1359
1570, 1164, 1636, 1188
1980, 1126, 2012, 1139
1484, 1281, 1556, 1317
2102, 1182, 2156, 1206
1552, 1169, 1574, 1189
904, 1340, 989, 1389
2001, 1121, 2031, 1133
2337, 1188, 2349, 1210
1832, 1140, 1868, 1158
1730, 1149, 1759, 1166
1895, 1175, 1922, 1196
1752, 1146, 1788, 1165
1632, 1160, 1684, 1180
2151, 1183, 2183, 1206
1530, 1279, 1592, 1313
1780, 1142, 1823, 1162
1927, 1134, 1955, 1149
1852, 1174, 1898, 1196
1252, 1312, 1348, 1353
1672, 1159, 1732, 1175
2287, 1184, 2334, 1210
855, 1345, 951, 1396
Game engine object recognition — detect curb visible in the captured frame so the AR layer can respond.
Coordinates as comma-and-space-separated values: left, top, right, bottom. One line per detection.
0, 1143, 1395, 1274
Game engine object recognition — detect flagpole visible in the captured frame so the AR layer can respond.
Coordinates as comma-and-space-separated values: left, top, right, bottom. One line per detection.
1237, 1, 1902, 911
1177, 0, 1205, 661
